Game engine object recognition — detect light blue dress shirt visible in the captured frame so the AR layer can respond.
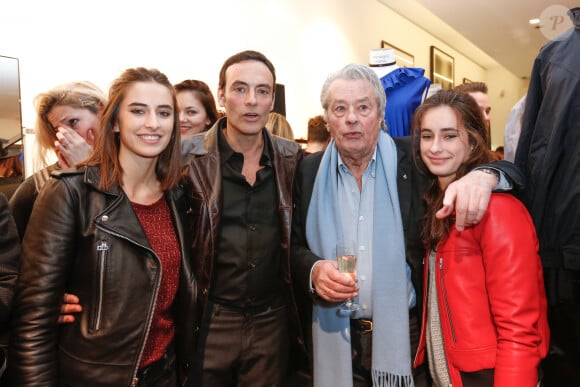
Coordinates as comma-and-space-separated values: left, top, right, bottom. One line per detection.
333, 148, 416, 319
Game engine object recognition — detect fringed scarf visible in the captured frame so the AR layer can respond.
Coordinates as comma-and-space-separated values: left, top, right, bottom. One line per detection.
306, 131, 414, 387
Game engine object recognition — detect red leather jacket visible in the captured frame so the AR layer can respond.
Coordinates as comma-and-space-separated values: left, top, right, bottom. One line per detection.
414, 193, 549, 387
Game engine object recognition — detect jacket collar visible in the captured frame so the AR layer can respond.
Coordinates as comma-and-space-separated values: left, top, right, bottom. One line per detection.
182, 117, 298, 160
83, 164, 184, 201
83, 165, 123, 197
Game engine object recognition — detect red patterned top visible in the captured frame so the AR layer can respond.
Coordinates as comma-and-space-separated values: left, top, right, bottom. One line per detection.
131, 196, 181, 368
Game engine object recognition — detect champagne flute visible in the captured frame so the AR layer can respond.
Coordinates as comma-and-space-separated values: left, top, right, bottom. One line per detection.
336, 240, 359, 312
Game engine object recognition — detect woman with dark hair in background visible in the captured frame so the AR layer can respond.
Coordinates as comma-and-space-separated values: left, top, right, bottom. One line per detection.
174, 79, 218, 141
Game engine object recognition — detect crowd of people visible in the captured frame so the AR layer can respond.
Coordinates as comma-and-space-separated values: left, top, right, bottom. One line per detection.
1, 10, 579, 384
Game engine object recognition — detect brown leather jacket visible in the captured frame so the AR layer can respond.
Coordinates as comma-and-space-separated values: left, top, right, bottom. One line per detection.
181, 119, 305, 358
9, 166, 197, 386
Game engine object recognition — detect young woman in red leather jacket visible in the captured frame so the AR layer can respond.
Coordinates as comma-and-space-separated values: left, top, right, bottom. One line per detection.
411, 89, 549, 387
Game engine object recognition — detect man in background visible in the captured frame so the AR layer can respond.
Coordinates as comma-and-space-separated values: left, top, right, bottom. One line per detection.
454, 82, 491, 148
304, 114, 330, 154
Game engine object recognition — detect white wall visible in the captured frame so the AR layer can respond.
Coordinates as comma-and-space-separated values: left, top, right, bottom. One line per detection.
486, 67, 529, 149
0, 0, 524, 175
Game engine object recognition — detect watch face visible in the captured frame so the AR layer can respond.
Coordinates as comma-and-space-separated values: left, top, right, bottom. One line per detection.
480, 168, 499, 179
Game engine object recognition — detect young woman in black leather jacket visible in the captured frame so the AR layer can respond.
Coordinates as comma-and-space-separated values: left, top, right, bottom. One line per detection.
8, 67, 196, 387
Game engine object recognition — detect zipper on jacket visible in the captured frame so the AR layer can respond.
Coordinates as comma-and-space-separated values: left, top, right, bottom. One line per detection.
97, 218, 168, 384
95, 218, 172, 386
439, 256, 457, 343
130, 260, 162, 385
92, 240, 108, 332
413, 253, 429, 366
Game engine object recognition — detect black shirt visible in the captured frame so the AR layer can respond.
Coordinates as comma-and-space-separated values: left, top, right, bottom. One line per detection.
210, 127, 283, 309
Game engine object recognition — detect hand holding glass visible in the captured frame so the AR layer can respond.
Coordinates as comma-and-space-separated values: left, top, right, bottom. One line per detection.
336, 240, 359, 312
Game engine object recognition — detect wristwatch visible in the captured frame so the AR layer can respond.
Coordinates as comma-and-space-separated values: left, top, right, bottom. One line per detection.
478, 167, 500, 181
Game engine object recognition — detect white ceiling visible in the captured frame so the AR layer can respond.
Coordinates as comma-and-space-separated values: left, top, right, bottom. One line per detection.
379, 0, 577, 79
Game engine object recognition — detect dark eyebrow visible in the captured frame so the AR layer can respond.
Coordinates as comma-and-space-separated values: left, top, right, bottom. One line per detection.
420, 127, 458, 133
128, 102, 147, 107
232, 81, 272, 90
127, 102, 173, 110
231, 81, 249, 88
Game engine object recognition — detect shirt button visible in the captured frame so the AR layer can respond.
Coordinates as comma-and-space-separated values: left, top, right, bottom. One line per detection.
101, 215, 109, 222
360, 275, 366, 281
361, 304, 368, 310
359, 215, 364, 221
249, 225, 256, 231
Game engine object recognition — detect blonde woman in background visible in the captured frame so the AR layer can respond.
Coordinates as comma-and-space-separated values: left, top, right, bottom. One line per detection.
9, 81, 106, 240
265, 111, 295, 140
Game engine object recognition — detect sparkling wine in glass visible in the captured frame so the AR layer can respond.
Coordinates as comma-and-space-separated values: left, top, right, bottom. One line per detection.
337, 240, 359, 312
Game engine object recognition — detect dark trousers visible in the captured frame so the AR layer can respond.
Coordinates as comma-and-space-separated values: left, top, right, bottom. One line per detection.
193, 302, 289, 387
542, 267, 580, 386
350, 312, 427, 387
283, 309, 426, 387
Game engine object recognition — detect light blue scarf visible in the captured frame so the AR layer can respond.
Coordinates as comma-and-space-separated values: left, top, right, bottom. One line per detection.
306, 131, 414, 387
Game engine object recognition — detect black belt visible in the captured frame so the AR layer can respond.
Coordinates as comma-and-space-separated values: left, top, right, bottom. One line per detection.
212, 299, 284, 316
350, 318, 373, 333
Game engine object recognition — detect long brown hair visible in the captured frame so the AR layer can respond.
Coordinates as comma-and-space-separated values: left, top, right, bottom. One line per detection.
411, 89, 492, 250
85, 67, 181, 191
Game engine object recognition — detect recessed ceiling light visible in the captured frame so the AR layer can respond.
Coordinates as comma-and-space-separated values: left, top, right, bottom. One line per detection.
529, 18, 540, 25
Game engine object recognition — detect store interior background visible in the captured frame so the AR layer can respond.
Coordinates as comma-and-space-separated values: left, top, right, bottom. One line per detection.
0, 0, 574, 177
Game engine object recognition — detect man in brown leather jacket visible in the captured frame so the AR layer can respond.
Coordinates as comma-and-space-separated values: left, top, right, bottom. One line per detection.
180, 50, 303, 386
